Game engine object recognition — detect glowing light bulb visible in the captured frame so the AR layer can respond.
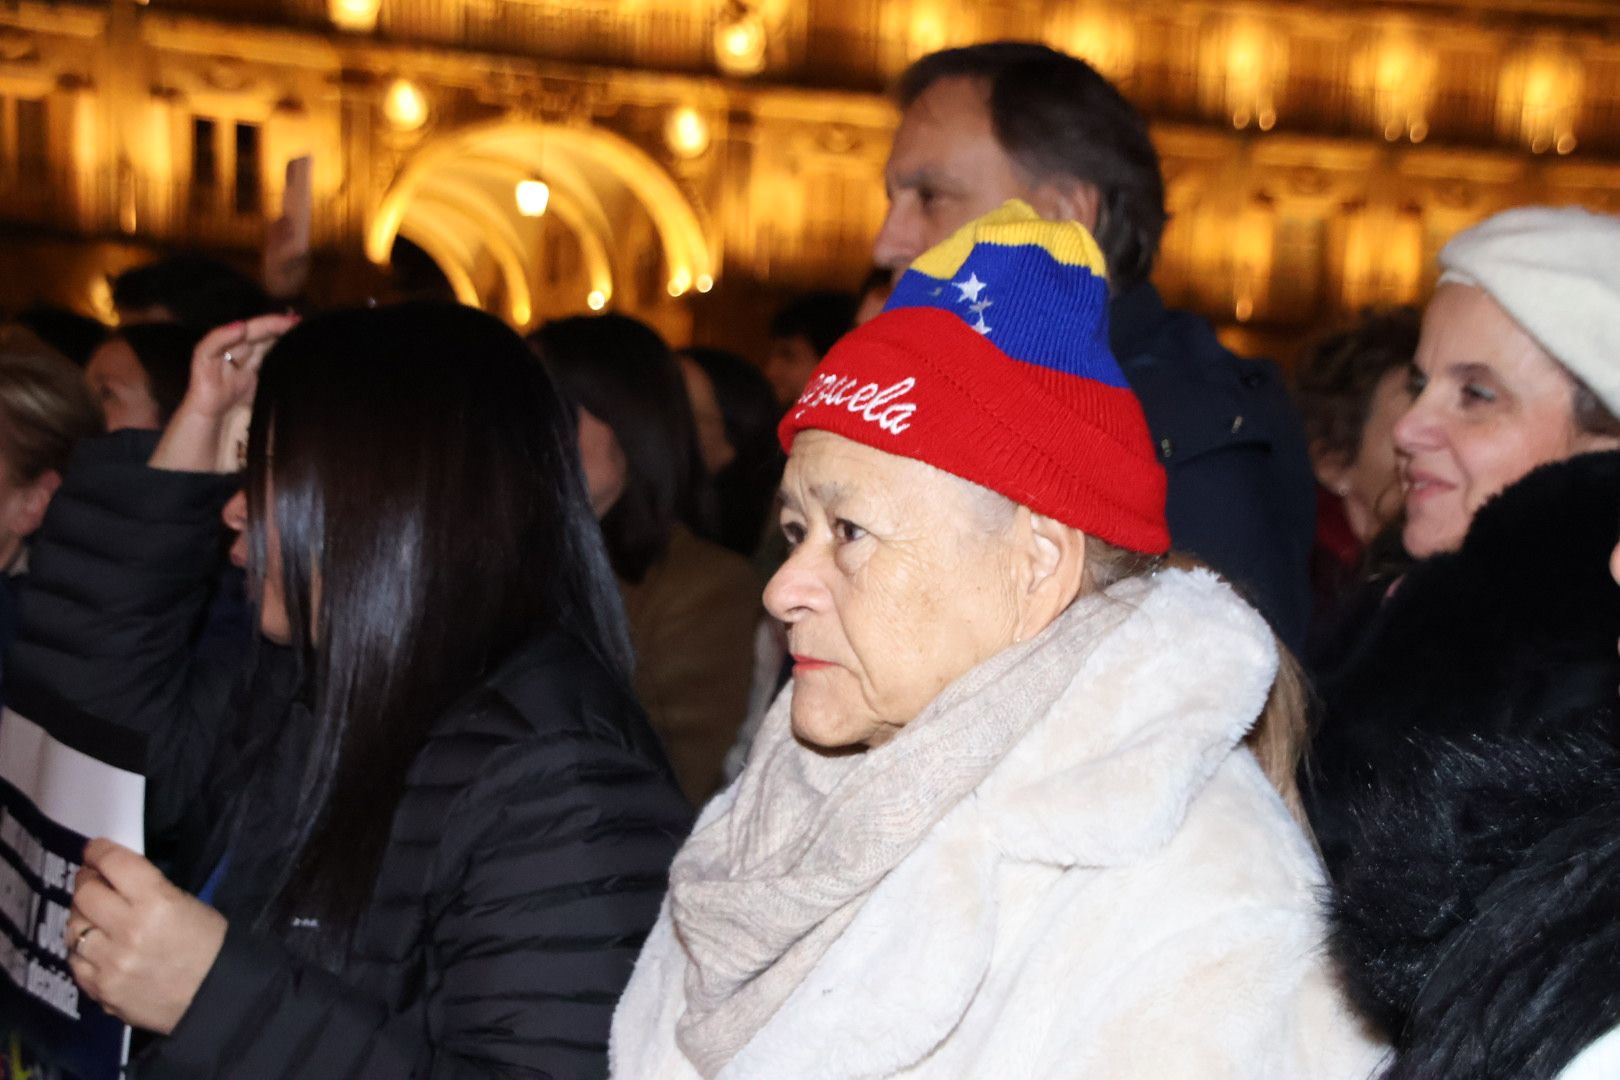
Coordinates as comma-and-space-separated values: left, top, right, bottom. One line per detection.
665, 106, 711, 159
330, 0, 380, 32
668, 267, 693, 297
587, 290, 607, 311
695, 273, 714, 294
515, 179, 550, 217
383, 78, 427, 131
714, 11, 766, 76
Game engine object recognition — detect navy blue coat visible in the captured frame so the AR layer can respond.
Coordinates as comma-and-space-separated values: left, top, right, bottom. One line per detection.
1110, 282, 1316, 652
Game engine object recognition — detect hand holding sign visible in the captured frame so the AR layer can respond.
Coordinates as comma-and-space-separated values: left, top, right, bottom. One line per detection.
65, 839, 225, 1036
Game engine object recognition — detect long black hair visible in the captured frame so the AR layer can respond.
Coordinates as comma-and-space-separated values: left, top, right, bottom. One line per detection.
531, 314, 713, 583
244, 302, 631, 958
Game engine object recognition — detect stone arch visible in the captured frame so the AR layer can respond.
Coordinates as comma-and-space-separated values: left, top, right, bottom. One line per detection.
367, 119, 715, 328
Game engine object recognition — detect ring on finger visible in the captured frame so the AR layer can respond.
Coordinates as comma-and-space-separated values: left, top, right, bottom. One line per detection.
72, 923, 98, 956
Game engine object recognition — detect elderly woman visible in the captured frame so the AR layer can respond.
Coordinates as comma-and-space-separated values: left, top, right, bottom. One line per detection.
610, 203, 1386, 1079
1309, 207, 1620, 1078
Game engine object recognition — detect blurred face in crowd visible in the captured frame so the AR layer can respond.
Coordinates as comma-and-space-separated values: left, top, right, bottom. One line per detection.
85, 338, 161, 432
873, 77, 1100, 271
1395, 282, 1620, 557
766, 431, 1081, 750
0, 461, 57, 571
576, 406, 628, 519
681, 358, 736, 475
221, 488, 292, 643
765, 335, 822, 407
1313, 368, 1411, 544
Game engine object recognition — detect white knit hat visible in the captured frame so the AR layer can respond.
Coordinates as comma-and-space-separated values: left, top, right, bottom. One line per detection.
1438, 205, 1620, 418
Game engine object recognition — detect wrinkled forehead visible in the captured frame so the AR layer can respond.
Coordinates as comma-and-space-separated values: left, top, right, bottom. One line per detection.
782, 429, 1010, 525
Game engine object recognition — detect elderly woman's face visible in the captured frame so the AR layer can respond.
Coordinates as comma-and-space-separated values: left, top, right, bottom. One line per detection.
765, 431, 1025, 750
1394, 283, 1620, 557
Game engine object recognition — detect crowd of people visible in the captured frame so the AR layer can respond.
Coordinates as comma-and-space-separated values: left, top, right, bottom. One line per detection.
1, 37, 1617, 1080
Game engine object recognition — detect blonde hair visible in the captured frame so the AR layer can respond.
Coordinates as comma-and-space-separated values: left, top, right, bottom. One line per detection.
0, 325, 103, 483
1082, 538, 1313, 834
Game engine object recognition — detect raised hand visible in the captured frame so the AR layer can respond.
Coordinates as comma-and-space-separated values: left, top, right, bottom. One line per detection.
65, 838, 227, 1036
150, 312, 298, 473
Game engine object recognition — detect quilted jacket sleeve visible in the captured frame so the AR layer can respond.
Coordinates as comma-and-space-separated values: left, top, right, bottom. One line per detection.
144, 714, 692, 1079
7, 432, 244, 859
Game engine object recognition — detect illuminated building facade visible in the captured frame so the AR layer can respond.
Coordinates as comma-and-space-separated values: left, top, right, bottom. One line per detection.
1, 0, 1618, 355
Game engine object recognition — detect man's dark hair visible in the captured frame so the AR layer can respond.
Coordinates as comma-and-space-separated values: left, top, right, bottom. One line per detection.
14, 304, 107, 368
111, 254, 273, 330
898, 42, 1167, 293
768, 291, 858, 359
111, 322, 207, 425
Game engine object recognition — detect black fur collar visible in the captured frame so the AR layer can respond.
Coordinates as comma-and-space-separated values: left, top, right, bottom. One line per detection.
1316, 451, 1620, 1078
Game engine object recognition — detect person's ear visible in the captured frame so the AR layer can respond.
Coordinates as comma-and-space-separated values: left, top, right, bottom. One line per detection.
1309, 438, 1351, 497
1014, 510, 1087, 643
9, 469, 61, 540
1028, 178, 1103, 234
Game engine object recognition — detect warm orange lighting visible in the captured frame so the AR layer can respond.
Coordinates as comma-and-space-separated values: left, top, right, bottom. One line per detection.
383, 78, 427, 132
907, 8, 947, 60
665, 106, 711, 159
1502, 46, 1581, 155
1362, 36, 1436, 144
587, 290, 608, 311
329, 0, 380, 33
695, 273, 714, 294
1205, 20, 1284, 137
715, 11, 766, 76
668, 267, 693, 297
1057, 9, 1135, 78
515, 179, 550, 217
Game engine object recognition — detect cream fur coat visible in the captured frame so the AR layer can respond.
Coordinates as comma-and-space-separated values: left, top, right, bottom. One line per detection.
611, 570, 1388, 1079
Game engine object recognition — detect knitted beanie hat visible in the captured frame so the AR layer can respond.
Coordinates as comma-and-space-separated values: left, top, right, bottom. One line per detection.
779, 200, 1169, 554
1438, 205, 1620, 418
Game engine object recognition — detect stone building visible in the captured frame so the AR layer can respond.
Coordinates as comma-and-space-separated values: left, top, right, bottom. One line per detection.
2, 0, 1618, 357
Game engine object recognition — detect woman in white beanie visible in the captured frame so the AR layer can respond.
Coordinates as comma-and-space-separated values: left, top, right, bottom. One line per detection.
1395, 205, 1620, 557
1308, 206, 1620, 1079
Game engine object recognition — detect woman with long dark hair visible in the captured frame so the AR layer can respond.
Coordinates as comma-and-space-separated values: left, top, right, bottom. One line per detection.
533, 315, 760, 808
18, 303, 690, 1076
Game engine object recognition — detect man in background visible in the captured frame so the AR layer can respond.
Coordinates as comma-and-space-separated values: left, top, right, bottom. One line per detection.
873, 42, 1316, 650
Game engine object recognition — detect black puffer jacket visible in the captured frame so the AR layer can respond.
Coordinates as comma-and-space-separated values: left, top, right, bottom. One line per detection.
1308, 451, 1620, 1078
9, 433, 694, 1078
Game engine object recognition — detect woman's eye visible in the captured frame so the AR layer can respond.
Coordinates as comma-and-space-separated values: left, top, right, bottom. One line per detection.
781, 520, 806, 549
834, 519, 867, 544
1406, 368, 1428, 398
1461, 381, 1497, 405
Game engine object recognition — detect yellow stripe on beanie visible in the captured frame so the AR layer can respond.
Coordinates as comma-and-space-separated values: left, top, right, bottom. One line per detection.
908, 200, 1110, 282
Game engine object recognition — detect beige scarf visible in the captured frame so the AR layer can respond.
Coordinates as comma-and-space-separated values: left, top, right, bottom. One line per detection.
668, 580, 1141, 1077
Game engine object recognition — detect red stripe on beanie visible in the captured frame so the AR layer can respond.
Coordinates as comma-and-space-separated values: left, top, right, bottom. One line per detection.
780, 308, 1169, 555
